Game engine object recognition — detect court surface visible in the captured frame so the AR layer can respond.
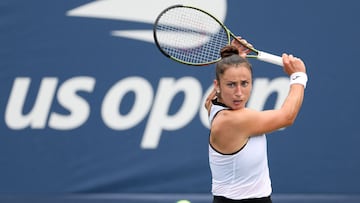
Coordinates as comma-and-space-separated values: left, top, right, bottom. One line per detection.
1, 193, 360, 203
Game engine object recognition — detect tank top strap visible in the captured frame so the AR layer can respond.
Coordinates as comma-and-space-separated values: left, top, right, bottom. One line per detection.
209, 99, 229, 125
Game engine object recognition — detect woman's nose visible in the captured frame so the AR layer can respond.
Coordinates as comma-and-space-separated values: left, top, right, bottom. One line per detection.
235, 86, 242, 96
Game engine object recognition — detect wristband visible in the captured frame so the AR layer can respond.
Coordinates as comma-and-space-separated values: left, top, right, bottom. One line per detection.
290, 72, 308, 89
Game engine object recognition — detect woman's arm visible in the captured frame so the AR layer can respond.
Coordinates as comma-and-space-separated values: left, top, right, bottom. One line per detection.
228, 54, 307, 136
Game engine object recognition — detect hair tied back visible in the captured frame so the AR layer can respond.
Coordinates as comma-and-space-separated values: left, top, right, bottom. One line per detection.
220, 45, 239, 58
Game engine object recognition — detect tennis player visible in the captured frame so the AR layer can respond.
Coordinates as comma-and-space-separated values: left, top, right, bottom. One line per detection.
205, 38, 308, 203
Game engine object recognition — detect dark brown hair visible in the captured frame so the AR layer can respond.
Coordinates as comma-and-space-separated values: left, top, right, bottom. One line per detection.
215, 45, 252, 81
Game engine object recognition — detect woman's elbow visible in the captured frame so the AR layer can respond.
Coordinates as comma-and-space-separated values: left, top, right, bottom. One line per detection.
283, 114, 297, 127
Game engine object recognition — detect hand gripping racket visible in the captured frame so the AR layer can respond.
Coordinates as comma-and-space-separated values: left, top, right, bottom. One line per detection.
153, 5, 283, 67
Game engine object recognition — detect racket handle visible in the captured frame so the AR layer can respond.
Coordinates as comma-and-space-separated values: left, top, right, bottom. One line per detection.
257, 51, 283, 67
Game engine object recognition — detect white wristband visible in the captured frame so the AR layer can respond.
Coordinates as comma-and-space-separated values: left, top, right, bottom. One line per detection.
290, 72, 308, 89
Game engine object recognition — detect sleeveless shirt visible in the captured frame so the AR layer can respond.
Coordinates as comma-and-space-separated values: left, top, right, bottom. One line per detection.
208, 101, 272, 200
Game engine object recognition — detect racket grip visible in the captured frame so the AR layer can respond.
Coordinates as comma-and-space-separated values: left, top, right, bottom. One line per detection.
257, 51, 283, 67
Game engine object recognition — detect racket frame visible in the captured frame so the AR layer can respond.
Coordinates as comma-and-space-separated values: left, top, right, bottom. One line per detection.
153, 5, 283, 67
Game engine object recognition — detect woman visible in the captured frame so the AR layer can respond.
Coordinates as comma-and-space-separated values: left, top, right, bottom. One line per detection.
205, 38, 308, 203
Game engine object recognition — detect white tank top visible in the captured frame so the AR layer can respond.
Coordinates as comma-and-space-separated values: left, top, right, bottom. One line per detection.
208, 101, 272, 200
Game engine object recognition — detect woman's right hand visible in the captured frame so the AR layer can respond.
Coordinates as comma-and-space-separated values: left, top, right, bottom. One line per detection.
282, 54, 306, 76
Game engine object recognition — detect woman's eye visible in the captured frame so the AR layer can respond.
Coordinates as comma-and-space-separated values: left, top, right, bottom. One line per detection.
241, 81, 249, 87
226, 81, 249, 88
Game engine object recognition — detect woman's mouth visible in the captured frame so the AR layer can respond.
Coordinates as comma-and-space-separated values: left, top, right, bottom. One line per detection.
233, 100, 242, 105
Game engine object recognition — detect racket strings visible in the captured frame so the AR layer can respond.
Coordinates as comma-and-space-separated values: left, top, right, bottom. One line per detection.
155, 7, 229, 65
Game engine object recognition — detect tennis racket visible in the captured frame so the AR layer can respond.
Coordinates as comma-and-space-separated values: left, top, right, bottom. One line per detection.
153, 5, 283, 67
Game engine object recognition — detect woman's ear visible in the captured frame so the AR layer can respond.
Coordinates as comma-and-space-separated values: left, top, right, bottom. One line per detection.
213, 79, 219, 91
213, 79, 221, 97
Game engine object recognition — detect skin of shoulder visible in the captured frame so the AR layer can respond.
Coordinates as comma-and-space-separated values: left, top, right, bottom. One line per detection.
210, 109, 249, 154
210, 106, 293, 154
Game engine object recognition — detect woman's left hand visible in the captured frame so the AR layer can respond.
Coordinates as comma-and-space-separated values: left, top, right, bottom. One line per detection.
231, 37, 253, 58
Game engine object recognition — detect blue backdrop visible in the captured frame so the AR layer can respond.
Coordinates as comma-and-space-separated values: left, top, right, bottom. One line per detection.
0, 0, 359, 195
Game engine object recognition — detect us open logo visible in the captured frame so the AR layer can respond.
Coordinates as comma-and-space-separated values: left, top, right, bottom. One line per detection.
4, 0, 289, 149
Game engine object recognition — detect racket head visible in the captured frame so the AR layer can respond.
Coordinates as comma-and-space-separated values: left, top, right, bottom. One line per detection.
153, 5, 231, 66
